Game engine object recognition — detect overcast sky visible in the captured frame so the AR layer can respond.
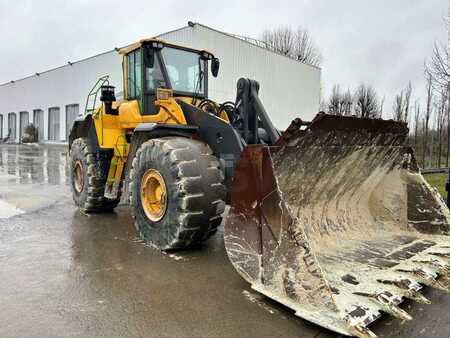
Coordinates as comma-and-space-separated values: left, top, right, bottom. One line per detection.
0, 0, 447, 115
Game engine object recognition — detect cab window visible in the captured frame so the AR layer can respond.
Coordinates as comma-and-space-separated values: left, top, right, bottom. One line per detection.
144, 50, 166, 91
127, 50, 142, 100
161, 47, 204, 95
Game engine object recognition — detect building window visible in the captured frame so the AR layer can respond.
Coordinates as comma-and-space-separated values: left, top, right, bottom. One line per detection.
8, 112, 16, 141
48, 107, 60, 141
127, 49, 142, 100
0, 115, 3, 139
33, 109, 44, 141
65, 104, 79, 141
19, 111, 30, 140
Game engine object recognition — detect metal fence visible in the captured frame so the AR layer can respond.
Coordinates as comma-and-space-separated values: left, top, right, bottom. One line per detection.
422, 168, 450, 174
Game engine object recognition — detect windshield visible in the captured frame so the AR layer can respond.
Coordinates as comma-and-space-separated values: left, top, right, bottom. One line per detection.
160, 47, 204, 95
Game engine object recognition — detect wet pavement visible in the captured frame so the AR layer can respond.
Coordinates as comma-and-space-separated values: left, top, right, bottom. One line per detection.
0, 143, 449, 338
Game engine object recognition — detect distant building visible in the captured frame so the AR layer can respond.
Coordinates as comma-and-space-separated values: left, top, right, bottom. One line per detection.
0, 22, 321, 143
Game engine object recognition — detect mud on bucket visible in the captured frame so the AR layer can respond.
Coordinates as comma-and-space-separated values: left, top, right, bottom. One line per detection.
224, 114, 450, 338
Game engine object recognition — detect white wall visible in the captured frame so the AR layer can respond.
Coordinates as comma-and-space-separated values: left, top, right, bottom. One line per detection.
0, 51, 122, 142
160, 24, 321, 129
0, 24, 321, 142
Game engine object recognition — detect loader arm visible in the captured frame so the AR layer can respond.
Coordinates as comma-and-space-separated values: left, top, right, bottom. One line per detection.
234, 78, 281, 145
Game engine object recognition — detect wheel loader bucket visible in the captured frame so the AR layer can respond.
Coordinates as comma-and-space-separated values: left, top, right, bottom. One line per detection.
224, 114, 450, 338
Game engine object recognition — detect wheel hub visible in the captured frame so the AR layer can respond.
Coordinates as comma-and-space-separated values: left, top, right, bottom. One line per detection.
73, 160, 84, 193
140, 169, 167, 222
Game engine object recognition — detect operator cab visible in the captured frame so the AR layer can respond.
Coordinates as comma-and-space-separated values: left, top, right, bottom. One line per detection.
120, 39, 220, 115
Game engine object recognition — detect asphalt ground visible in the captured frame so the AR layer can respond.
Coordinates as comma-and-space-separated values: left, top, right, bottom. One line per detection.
0, 144, 449, 338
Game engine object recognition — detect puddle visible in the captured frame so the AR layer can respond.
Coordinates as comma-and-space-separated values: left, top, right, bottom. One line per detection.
0, 199, 24, 219
166, 253, 188, 261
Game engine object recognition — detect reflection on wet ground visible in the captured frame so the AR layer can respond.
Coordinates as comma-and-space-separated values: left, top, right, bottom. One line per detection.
0, 144, 449, 338
0, 144, 68, 185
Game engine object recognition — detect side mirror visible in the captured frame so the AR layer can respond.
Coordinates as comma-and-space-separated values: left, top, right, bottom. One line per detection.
211, 58, 220, 78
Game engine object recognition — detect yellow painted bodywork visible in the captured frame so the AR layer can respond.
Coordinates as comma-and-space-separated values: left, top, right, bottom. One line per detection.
92, 97, 188, 150
90, 39, 230, 198
92, 95, 229, 151
92, 95, 195, 196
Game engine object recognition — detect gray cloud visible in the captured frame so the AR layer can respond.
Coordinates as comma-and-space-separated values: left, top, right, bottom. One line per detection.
0, 0, 447, 116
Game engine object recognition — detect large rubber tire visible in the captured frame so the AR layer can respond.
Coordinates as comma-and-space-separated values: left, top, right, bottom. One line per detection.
69, 138, 121, 212
129, 137, 226, 249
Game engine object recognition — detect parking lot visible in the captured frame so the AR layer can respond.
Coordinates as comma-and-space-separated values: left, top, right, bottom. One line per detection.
0, 144, 449, 338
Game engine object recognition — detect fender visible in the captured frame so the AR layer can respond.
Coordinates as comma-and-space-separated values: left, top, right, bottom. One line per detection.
134, 122, 198, 138
121, 123, 199, 199
68, 114, 100, 152
128, 123, 200, 172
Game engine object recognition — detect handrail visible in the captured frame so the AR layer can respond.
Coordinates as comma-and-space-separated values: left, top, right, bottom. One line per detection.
84, 75, 110, 116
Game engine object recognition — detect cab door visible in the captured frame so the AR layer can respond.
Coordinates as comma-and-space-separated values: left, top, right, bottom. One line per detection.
126, 49, 143, 113
142, 49, 167, 115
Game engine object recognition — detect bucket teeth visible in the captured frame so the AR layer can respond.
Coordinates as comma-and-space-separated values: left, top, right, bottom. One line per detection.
416, 258, 450, 274
377, 278, 431, 304
378, 278, 419, 290
348, 323, 378, 338
374, 293, 412, 321
406, 289, 432, 304
355, 292, 412, 321
398, 268, 450, 292
432, 281, 450, 293
430, 252, 450, 259
398, 268, 436, 282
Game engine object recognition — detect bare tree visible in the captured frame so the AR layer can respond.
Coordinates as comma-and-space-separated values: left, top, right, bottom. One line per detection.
354, 84, 380, 118
404, 82, 412, 123
423, 70, 433, 167
328, 85, 341, 115
392, 82, 412, 122
342, 89, 353, 115
293, 28, 322, 67
426, 12, 450, 89
428, 42, 450, 89
446, 83, 450, 166
420, 13, 450, 168
261, 26, 322, 67
328, 84, 342, 114
327, 85, 353, 115
379, 96, 385, 118
261, 27, 295, 56
393, 91, 405, 121
413, 101, 421, 153
435, 92, 447, 167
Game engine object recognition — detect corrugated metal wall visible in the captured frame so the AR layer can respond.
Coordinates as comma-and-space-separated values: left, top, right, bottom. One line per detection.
159, 24, 321, 129
0, 24, 320, 141
0, 51, 122, 142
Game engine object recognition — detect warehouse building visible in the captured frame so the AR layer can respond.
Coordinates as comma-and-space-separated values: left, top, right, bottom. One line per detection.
0, 22, 321, 143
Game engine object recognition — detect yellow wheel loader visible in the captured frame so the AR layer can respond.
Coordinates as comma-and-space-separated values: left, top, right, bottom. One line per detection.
69, 38, 450, 338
